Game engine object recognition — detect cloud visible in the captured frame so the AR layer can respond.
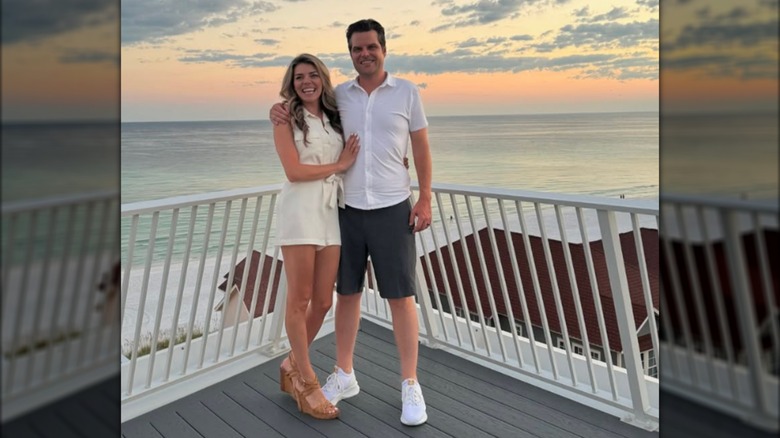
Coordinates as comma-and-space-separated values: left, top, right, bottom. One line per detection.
417, 82, 428, 89
573, 6, 590, 17
174, 46, 654, 80
712, 7, 750, 22
58, 49, 119, 65
122, 0, 278, 45
510, 34, 533, 41
255, 38, 280, 46
663, 53, 776, 79
581, 7, 631, 23
431, 0, 568, 32
1, 0, 116, 45
539, 19, 658, 51
660, 2, 778, 81
178, 50, 289, 68
665, 19, 778, 50
636, 0, 658, 10
455, 36, 507, 49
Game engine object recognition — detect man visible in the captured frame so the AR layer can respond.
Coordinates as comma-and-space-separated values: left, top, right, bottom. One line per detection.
271, 18, 433, 426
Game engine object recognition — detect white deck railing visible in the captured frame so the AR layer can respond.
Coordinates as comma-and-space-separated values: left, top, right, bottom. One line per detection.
659, 195, 779, 432
118, 183, 662, 430
1, 191, 120, 422
369, 184, 660, 430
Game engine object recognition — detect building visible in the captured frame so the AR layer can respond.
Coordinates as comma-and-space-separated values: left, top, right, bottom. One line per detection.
420, 227, 660, 376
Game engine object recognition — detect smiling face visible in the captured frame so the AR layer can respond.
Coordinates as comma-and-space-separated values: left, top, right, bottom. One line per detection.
293, 62, 322, 107
349, 30, 386, 79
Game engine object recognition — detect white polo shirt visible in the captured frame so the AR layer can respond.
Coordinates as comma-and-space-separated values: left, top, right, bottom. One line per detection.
335, 73, 428, 210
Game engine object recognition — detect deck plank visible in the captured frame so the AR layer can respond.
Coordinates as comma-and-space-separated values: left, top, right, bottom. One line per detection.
360, 320, 658, 438
120, 320, 662, 437
3, 374, 121, 438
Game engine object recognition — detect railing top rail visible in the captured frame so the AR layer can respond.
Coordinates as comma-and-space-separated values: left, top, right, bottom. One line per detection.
121, 184, 283, 216
421, 182, 659, 215
2, 190, 118, 214
661, 193, 779, 214
120, 182, 659, 216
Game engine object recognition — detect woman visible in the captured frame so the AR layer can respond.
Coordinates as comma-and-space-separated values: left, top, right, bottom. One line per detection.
273, 53, 359, 420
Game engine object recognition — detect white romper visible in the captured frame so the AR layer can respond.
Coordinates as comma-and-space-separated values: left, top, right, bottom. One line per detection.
276, 109, 344, 247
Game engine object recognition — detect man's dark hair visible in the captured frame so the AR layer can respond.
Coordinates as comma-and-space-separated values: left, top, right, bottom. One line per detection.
346, 19, 386, 51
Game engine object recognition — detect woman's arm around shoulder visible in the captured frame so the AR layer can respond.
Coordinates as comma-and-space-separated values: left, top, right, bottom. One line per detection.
273, 124, 360, 182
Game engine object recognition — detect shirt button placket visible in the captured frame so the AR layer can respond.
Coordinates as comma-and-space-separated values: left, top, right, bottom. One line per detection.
364, 92, 374, 208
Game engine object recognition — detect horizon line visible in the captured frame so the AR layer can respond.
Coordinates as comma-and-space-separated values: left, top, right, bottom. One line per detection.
121, 109, 661, 124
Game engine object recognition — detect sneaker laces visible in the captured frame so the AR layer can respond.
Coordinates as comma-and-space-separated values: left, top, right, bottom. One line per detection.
402, 383, 423, 406
323, 372, 341, 392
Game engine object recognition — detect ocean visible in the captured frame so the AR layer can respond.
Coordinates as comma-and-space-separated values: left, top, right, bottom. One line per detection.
120, 112, 661, 204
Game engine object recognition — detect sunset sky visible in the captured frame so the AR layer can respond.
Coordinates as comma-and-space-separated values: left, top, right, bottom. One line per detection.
1, 1, 776, 122
120, 0, 662, 121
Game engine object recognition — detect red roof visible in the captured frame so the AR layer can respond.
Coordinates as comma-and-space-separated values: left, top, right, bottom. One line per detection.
661, 229, 779, 353
218, 250, 284, 318
420, 228, 659, 352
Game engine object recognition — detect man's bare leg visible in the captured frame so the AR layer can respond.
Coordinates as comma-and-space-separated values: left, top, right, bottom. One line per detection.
334, 292, 362, 373
388, 296, 419, 381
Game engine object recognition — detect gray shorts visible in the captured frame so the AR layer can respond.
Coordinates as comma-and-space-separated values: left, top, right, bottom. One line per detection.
337, 199, 417, 299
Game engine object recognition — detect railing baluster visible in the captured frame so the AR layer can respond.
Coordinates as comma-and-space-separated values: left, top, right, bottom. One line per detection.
236, 196, 263, 353
252, 193, 278, 346
530, 202, 560, 380
257, 246, 281, 345
99, 199, 120, 358
26, 208, 58, 388
630, 213, 660, 378
752, 211, 779, 372
598, 209, 653, 427
576, 207, 618, 400
1, 213, 19, 312
7, 210, 38, 392
489, 198, 524, 367
480, 196, 515, 364
677, 204, 717, 390
721, 209, 771, 418
661, 206, 697, 383
201, 201, 232, 366
554, 205, 586, 388
417, 219, 450, 343
181, 203, 214, 374
249, 193, 276, 348
221, 198, 249, 357
515, 201, 547, 375
448, 193, 483, 352
164, 205, 198, 381
145, 208, 180, 388
78, 199, 112, 368
62, 202, 95, 372
697, 206, 738, 397
570, 207, 598, 393
458, 195, 492, 356
126, 211, 159, 395
433, 193, 465, 348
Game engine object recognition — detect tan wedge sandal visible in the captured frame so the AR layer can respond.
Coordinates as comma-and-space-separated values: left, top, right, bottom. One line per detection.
291, 373, 340, 420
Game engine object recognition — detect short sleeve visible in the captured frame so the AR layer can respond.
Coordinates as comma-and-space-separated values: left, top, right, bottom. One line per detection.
408, 83, 428, 133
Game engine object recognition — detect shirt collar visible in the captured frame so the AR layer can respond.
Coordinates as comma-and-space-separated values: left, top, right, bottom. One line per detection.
302, 106, 329, 124
347, 72, 395, 90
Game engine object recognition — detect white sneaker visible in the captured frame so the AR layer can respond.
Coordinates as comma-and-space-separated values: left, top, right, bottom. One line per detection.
321, 366, 360, 405
400, 378, 427, 426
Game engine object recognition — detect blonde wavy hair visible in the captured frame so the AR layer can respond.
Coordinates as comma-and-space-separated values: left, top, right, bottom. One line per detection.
280, 53, 343, 145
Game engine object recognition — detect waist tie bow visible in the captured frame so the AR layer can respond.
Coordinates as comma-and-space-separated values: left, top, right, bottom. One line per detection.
324, 174, 344, 209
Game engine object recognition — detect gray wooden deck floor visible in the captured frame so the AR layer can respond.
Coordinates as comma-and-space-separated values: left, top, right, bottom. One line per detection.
122, 320, 658, 438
